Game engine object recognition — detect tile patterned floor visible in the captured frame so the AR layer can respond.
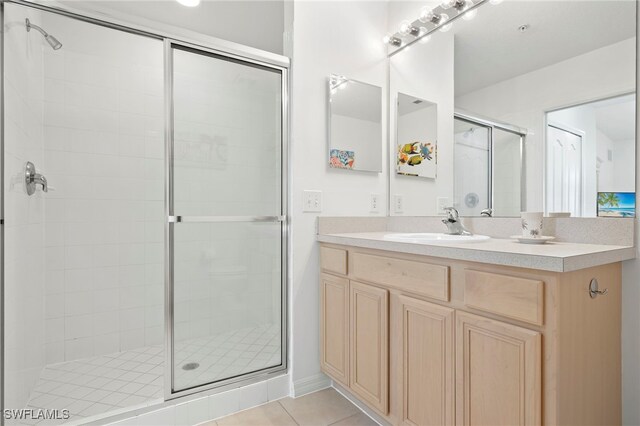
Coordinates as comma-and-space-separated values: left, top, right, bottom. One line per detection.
17, 324, 281, 425
204, 388, 379, 426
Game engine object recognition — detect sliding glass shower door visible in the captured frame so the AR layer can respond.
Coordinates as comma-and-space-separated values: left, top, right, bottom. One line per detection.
167, 43, 286, 395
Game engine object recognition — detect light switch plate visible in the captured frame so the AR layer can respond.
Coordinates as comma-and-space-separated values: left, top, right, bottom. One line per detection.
303, 190, 322, 212
394, 195, 403, 214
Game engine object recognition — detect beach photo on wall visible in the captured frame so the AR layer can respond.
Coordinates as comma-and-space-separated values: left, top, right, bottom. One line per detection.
597, 192, 636, 218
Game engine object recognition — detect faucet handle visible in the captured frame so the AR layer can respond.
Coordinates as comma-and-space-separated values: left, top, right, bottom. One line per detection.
443, 207, 459, 220
480, 208, 493, 217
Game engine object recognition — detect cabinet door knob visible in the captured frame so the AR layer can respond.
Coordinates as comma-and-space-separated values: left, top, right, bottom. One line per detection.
589, 278, 608, 299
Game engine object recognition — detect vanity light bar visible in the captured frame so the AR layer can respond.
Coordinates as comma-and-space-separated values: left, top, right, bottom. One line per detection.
385, 0, 490, 50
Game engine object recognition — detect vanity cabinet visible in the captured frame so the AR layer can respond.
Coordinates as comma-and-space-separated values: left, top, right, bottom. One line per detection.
319, 243, 621, 426
320, 273, 350, 386
456, 312, 541, 426
393, 294, 454, 426
350, 281, 389, 414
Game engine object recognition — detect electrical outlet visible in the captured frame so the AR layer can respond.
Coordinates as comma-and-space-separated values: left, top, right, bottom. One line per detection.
394, 195, 403, 213
437, 197, 450, 214
370, 194, 380, 213
303, 190, 322, 212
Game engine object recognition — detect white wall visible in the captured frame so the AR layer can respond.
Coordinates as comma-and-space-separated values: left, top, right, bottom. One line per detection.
613, 138, 636, 192
289, 0, 388, 391
390, 33, 455, 215
456, 37, 636, 212
597, 129, 615, 192
3, 3, 47, 411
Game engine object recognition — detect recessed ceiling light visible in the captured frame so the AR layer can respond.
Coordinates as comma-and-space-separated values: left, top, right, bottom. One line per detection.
518, 24, 530, 33
176, 0, 201, 7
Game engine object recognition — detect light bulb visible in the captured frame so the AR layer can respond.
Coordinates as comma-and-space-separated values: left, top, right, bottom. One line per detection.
400, 20, 411, 34
176, 0, 200, 6
440, 0, 457, 9
400, 20, 420, 36
419, 7, 435, 23
383, 34, 402, 47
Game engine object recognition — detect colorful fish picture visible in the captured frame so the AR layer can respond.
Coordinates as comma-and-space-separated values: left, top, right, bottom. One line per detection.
329, 149, 355, 169
397, 141, 436, 178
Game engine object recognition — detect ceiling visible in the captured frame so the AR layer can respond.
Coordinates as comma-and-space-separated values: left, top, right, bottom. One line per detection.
454, 0, 636, 96
331, 80, 382, 122
398, 92, 437, 115
60, 0, 286, 55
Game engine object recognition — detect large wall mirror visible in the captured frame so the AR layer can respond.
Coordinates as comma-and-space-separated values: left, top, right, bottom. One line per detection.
389, 0, 636, 218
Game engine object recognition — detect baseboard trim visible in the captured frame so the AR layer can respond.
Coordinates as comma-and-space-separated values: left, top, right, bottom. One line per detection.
292, 373, 331, 397
332, 382, 390, 426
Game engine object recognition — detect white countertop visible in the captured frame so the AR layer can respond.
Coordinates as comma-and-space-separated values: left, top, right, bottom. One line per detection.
318, 232, 636, 272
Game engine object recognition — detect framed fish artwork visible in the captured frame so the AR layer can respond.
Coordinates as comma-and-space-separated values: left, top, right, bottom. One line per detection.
329, 149, 355, 169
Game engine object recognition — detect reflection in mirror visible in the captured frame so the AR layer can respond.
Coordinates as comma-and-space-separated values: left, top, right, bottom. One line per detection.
396, 93, 438, 178
389, 0, 636, 217
453, 113, 524, 217
453, 0, 636, 217
546, 94, 636, 217
328, 75, 382, 172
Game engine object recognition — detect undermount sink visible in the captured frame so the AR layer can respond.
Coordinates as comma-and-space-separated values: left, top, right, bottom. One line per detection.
383, 232, 491, 244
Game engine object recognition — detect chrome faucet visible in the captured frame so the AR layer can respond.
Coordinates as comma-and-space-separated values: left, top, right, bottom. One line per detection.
442, 207, 472, 235
25, 161, 48, 195
480, 208, 493, 217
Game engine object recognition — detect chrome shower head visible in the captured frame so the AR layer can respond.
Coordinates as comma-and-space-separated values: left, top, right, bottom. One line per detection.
44, 34, 62, 50
25, 18, 62, 50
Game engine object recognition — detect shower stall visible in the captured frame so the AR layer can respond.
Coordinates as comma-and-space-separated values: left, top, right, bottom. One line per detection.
1, 1, 288, 424
453, 112, 526, 217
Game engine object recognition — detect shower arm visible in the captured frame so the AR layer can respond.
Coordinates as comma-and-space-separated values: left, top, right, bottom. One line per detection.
25, 19, 49, 38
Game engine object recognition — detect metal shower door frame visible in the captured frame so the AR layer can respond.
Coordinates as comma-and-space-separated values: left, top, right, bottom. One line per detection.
163, 39, 289, 400
0, 2, 290, 419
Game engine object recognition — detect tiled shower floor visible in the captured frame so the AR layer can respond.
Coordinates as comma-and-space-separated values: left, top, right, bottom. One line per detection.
21, 324, 281, 425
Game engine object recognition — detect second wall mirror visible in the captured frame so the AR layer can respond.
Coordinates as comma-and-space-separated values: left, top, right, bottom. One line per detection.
328, 75, 383, 172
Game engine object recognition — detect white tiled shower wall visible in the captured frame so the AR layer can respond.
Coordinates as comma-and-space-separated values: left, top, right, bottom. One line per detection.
34, 10, 166, 364
3, 5, 47, 410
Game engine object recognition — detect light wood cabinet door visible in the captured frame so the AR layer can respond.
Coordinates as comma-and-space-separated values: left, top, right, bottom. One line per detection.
350, 281, 389, 414
320, 273, 349, 386
395, 295, 454, 426
456, 311, 541, 426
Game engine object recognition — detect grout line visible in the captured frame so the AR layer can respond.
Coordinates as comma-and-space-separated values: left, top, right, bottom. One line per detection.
276, 400, 299, 426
